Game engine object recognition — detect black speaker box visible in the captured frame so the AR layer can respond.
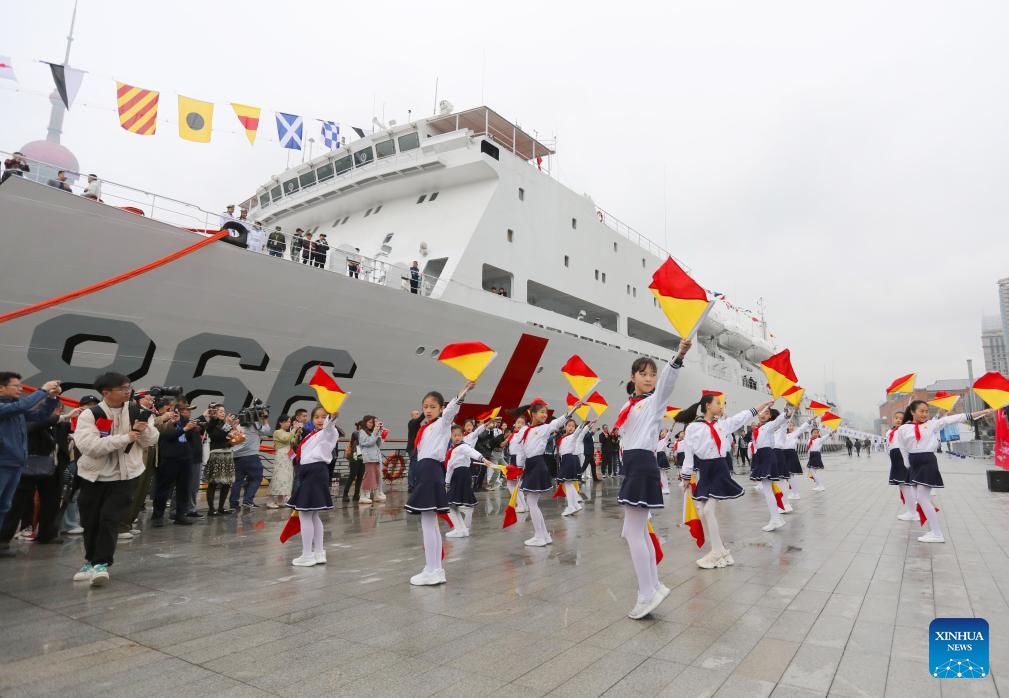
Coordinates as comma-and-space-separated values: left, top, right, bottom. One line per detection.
987, 469, 1009, 492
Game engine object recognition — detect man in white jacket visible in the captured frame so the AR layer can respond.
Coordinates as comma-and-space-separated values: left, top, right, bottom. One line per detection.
72, 372, 158, 587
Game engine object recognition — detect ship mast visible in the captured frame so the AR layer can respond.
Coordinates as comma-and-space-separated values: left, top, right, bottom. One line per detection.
45, 0, 78, 144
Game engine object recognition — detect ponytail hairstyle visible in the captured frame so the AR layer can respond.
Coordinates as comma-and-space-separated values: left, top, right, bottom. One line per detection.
674, 394, 718, 424
902, 400, 927, 424
627, 356, 658, 395
423, 390, 446, 408
511, 398, 548, 419
768, 408, 780, 420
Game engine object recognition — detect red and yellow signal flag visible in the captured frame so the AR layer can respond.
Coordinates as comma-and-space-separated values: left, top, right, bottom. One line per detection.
927, 391, 960, 412
771, 481, 785, 511
684, 475, 704, 549
561, 355, 599, 398
760, 349, 798, 399
973, 371, 1009, 409
820, 412, 842, 430
647, 515, 664, 565
279, 511, 300, 543
231, 102, 261, 145
307, 366, 349, 413
648, 257, 713, 340
566, 393, 591, 421
885, 373, 916, 396
116, 82, 159, 136
782, 385, 804, 407
665, 406, 682, 421
808, 401, 830, 417
502, 481, 521, 528
438, 342, 497, 381
476, 406, 501, 421
585, 391, 608, 418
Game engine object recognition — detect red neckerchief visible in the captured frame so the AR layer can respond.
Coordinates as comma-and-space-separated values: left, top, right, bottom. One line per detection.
703, 420, 722, 452
752, 425, 760, 444
295, 429, 320, 462
914, 423, 922, 441
887, 429, 895, 444
445, 444, 455, 465
807, 438, 815, 451
519, 425, 534, 444
614, 395, 647, 430
415, 417, 438, 450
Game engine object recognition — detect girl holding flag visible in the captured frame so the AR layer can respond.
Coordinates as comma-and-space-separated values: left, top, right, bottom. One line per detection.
445, 424, 495, 538
676, 395, 774, 569
805, 425, 831, 491
504, 417, 528, 513
781, 419, 813, 501
886, 412, 917, 521
749, 405, 790, 531
287, 406, 338, 567
896, 402, 994, 543
556, 418, 593, 516
613, 338, 692, 620
405, 380, 474, 585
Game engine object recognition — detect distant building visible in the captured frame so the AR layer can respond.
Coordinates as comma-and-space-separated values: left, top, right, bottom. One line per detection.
876, 378, 973, 428
982, 315, 1009, 375
1000, 278, 1009, 364
825, 381, 838, 405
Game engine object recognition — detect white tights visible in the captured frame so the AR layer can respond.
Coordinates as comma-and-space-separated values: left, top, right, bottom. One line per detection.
622, 506, 659, 601
299, 511, 324, 558
700, 499, 725, 554
900, 484, 916, 516
760, 481, 781, 522
659, 470, 669, 491
525, 492, 548, 539
506, 480, 527, 510
811, 470, 824, 488
916, 485, 942, 536
420, 511, 442, 572
565, 483, 579, 510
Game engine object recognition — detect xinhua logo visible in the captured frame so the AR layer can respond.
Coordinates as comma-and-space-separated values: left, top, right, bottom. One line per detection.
929, 618, 989, 678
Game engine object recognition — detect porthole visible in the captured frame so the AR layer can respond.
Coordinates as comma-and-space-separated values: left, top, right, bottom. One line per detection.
430, 349, 440, 357
415, 347, 425, 355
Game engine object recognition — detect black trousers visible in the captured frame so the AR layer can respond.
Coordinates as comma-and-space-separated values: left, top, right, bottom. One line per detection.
79, 478, 136, 566
153, 457, 190, 520
472, 463, 487, 490
0, 471, 63, 543
738, 447, 749, 465
342, 459, 364, 498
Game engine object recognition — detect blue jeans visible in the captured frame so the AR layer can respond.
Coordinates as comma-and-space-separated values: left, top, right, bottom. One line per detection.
231, 455, 263, 507
0, 466, 22, 534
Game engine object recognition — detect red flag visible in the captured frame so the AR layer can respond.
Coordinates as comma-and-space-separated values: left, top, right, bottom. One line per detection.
552, 482, 566, 499
771, 482, 784, 510
502, 482, 520, 528
684, 476, 705, 548
437, 512, 454, 529
279, 511, 300, 543
647, 517, 664, 564
917, 501, 940, 527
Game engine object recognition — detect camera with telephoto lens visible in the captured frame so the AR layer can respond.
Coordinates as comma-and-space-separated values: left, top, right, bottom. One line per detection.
148, 385, 184, 399
238, 398, 270, 427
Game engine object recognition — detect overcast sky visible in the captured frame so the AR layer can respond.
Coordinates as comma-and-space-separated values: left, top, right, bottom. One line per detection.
4, 0, 1009, 419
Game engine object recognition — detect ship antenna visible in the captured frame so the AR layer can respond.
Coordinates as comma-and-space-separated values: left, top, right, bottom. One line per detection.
432, 77, 439, 116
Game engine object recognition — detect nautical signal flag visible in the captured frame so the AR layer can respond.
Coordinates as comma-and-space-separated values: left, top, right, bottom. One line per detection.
782, 385, 804, 407
973, 371, 1009, 409
307, 366, 349, 413
276, 112, 304, 150
760, 349, 798, 399
476, 406, 501, 421
646, 515, 664, 564
821, 412, 842, 430
438, 342, 497, 381
279, 511, 300, 543
231, 103, 261, 145
116, 82, 159, 136
648, 257, 713, 339
928, 391, 960, 412
178, 95, 213, 142
502, 481, 521, 528
684, 475, 704, 548
808, 401, 830, 417
43, 62, 85, 110
586, 391, 608, 418
566, 393, 591, 421
885, 373, 916, 396
561, 355, 599, 398
665, 406, 681, 420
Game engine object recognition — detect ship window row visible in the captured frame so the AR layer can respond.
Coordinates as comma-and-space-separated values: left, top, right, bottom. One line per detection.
416, 192, 440, 204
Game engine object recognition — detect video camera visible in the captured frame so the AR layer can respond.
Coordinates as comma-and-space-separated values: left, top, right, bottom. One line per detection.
238, 398, 270, 427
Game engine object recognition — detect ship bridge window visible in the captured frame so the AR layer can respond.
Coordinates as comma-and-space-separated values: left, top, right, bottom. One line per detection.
613, 242, 618, 252
424, 257, 448, 287
482, 264, 513, 296
316, 162, 334, 182
628, 317, 681, 351
298, 170, 317, 189
398, 132, 420, 152
353, 147, 374, 166
376, 139, 396, 159
270, 185, 282, 202
527, 280, 618, 332
480, 140, 499, 160
259, 194, 270, 208
507, 229, 514, 242
283, 177, 300, 195
334, 154, 353, 175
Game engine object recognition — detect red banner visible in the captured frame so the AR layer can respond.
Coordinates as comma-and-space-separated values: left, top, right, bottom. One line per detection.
996, 409, 1009, 470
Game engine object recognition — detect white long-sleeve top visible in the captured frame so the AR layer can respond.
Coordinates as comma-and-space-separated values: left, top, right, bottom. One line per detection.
521, 415, 568, 459
508, 426, 528, 468
680, 408, 758, 477
614, 361, 682, 451
416, 398, 461, 462
896, 414, 966, 454
885, 427, 902, 452
753, 411, 788, 450
806, 428, 832, 453
299, 417, 340, 464
782, 420, 812, 450
445, 442, 483, 483
557, 423, 589, 456
657, 432, 672, 456
463, 423, 485, 447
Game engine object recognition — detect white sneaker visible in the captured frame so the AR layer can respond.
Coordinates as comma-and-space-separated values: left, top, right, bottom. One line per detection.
753, 484, 762, 492
696, 550, 727, 569
761, 521, 777, 532
782, 503, 794, 514
543, 534, 553, 545
661, 488, 671, 495
445, 528, 469, 538
90, 564, 110, 587
561, 506, 576, 517
315, 551, 327, 564
524, 536, 547, 547
72, 563, 94, 581
410, 569, 446, 586
721, 551, 735, 566
292, 555, 317, 567
773, 519, 786, 530
117, 532, 134, 541
575, 503, 584, 511
897, 512, 917, 521
918, 532, 945, 543
130, 528, 142, 535
373, 493, 387, 503
358, 496, 372, 505
627, 586, 668, 620
813, 485, 825, 492
64, 527, 84, 535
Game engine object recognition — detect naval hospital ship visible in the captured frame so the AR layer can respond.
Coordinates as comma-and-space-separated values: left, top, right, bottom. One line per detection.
0, 104, 816, 424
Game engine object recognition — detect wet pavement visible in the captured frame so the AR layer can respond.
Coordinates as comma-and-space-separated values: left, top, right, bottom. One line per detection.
0, 451, 1006, 697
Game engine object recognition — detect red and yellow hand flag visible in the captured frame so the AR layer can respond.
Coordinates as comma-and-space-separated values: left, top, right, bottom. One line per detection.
760, 349, 798, 399
927, 391, 960, 412
885, 373, 916, 396
438, 342, 497, 381
308, 366, 349, 413
684, 475, 704, 548
552, 482, 566, 499
771, 481, 785, 511
973, 371, 1009, 409
782, 385, 804, 407
561, 355, 599, 398
820, 412, 842, 430
279, 511, 300, 543
585, 391, 608, 418
647, 515, 664, 565
808, 401, 830, 417
476, 406, 501, 421
566, 393, 591, 421
648, 257, 713, 339
502, 481, 521, 528
665, 406, 682, 421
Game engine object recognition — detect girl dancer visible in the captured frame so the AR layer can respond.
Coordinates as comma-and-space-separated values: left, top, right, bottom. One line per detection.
556, 418, 592, 516
886, 412, 917, 520
805, 425, 831, 491
404, 380, 474, 585
749, 405, 790, 531
781, 419, 812, 502
287, 406, 338, 566
504, 417, 529, 513
267, 415, 299, 508
445, 424, 494, 538
615, 338, 692, 620
517, 398, 582, 545
677, 395, 774, 568
896, 402, 993, 543
657, 428, 673, 495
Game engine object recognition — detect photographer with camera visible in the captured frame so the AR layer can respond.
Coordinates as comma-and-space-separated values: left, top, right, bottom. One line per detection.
151, 395, 202, 527
117, 389, 178, 539
72, 373, 159, 587
230, 400, 272, 512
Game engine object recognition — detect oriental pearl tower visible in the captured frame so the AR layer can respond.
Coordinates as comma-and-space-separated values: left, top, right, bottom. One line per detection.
20, 1, 82, 185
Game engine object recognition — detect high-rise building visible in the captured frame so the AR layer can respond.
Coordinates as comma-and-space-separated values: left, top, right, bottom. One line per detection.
999, 278, 1009, 363
825, 381, 838, 405
982, 315, 1009, 374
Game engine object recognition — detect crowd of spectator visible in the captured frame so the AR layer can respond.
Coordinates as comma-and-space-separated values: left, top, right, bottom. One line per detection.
1, 152, 102, 200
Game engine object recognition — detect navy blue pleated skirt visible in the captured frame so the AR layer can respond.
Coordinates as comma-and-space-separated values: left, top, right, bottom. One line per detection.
750, 447, 777, 481
693, 456, 745, 501
675, 452, 685, 469
617, 449, 664, 508
520, 455, 553, 492
807, 451, 824, 469
286, 461, 333, 511
447, 467, 477, 507
772, 448, 790, 480
785, 449, 803, 474
405, 458, 450, 513
657, 451, 671, 470
557, 454, 581, 481
908, 452, 943, 489
887, 448, 908, 485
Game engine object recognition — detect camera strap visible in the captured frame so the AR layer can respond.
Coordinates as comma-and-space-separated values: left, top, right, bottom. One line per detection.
91, 403, 142, 434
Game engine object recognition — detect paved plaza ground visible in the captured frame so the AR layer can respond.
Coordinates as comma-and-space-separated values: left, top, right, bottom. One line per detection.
1, 451, 1006, 697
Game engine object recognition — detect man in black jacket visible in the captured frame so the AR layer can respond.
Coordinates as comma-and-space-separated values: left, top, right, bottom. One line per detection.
599, 425, 614, 477
151, 398, 200, 526
581, 424, 598, 482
